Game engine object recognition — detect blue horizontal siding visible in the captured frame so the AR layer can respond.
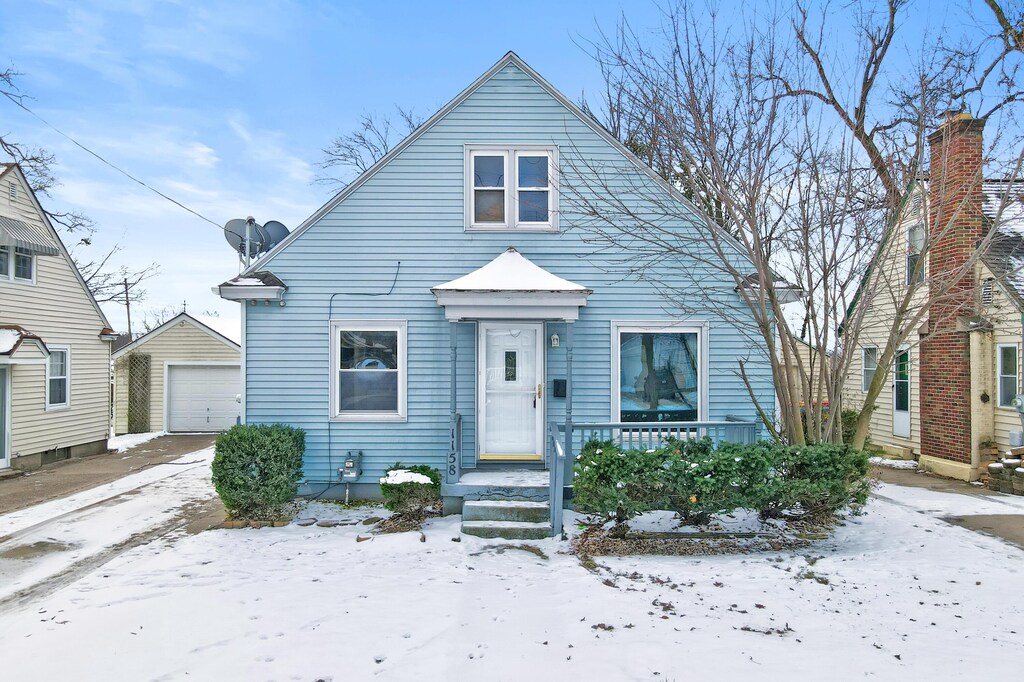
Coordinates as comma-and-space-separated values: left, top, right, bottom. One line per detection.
244, 62, 773, 483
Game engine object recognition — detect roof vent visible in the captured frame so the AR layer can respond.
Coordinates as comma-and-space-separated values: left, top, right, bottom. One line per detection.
981, 277, 994, 306
910, 193, 923, 215
8, 182, 15, 201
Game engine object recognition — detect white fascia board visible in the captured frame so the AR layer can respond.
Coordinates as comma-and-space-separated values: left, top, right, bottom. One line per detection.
434, 290, 590, 321
215, 285, 286, 301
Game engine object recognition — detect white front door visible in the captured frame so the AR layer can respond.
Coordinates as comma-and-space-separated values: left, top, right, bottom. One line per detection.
0, 366, 9, 469
478, 323, 544, 461
893, 348, 911, 438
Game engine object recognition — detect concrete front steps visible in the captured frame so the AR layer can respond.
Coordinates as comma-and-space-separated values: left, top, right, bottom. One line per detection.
461, 499, 552, 539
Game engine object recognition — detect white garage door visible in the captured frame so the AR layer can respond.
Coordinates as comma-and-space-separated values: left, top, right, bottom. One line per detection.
167, 365, 240, 432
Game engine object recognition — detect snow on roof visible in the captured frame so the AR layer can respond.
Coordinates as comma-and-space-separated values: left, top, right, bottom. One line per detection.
192, 315, 241, 345
983, 180, 1024, 235
0, 328, 21, 354
980, 180, 1024, 305
432, 247, 588, 292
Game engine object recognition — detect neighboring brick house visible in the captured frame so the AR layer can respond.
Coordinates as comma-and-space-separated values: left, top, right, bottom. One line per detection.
843, 112, 1024, 481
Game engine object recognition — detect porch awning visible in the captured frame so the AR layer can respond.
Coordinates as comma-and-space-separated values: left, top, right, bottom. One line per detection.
432, 247, 591, 321
0, 216, 61, 256
0, 325, 49, 365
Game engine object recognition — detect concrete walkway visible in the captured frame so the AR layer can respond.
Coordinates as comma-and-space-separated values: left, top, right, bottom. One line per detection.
0, 434, 215, 515
872, 464, 1024, 549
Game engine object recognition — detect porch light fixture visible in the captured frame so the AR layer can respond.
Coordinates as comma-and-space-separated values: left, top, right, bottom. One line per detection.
550, 333, 560, 348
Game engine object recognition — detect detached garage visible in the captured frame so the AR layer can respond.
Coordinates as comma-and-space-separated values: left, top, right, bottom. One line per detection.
112, 313, 241, 434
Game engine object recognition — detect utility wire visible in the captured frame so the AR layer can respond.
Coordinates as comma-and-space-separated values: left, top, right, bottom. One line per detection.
2, 90, 223, 229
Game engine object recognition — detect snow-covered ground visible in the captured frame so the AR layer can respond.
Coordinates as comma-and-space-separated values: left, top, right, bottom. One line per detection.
869, 455, 919, 470
107, 431, 165, 452
0, 448, 214, 608
0, 466, 1022, 680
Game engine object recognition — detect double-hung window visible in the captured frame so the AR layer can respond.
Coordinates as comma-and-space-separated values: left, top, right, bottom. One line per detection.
0, 246, 34, 282
330, 320, 407, 421
47, 345, 70, 409
467, 146, 557, 230
862, 347, 878, 392
998, 344, 1018, 408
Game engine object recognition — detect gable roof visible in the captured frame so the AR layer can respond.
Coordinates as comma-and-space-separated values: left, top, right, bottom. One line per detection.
0, 164, 114, 333
111, 312, 240, 359
979, 179, 1024, 308
0, 324, 48, 357
240, 51, 750, 277
840, 177, 1024, 335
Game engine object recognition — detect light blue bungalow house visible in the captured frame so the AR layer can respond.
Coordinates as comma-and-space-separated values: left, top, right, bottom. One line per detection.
217, 52, 773, 538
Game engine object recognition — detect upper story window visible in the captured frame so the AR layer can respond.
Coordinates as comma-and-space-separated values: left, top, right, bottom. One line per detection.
906, 222, 925, 285
0, 246, 34, 283
466, 145, 557, 230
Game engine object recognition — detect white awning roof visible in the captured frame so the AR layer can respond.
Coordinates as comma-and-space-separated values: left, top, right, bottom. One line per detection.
433, 247, 589, 292
432, 247, 591, 321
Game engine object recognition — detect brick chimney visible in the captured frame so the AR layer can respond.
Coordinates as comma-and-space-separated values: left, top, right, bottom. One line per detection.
919, 112, 985, 466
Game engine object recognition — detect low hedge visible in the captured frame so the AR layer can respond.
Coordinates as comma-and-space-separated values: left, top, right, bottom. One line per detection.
573, 437, 869, 525
212, 424, 305, 519
379, 463, 441, 514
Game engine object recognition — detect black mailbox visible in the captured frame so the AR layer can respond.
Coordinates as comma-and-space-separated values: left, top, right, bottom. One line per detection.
552, 379, 567, 398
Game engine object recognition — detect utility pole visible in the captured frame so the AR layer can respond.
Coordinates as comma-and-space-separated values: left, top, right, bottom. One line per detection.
124, 278, 132, 337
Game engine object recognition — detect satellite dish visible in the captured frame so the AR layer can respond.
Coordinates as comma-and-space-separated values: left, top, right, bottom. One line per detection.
263, 220, 290, 249
223, 218, 264, 257
251, 222, 270, 254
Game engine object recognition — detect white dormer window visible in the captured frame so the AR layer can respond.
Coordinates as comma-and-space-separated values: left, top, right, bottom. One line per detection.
466, 145, 557, 230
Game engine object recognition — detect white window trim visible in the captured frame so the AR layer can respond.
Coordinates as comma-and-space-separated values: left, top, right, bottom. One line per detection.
609, 320, 709, 423
997, 343, 1019, 409
862, 346, 878, 392
0, 246, 36, 285
329, 319, 407, 422
465, 144, 558, 232
46, 344, 71, 411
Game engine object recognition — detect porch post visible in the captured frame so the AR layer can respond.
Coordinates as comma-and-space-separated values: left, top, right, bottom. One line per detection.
447, 321, 459, 484
563, 321, 574, 484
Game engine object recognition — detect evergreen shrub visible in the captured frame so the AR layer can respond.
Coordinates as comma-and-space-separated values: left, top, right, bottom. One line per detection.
212, 424, 305, 519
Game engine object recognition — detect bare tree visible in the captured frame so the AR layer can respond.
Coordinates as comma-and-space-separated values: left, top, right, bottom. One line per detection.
140, 304, 185, 333
571, 1, 1024, 446
317, 106, 424, 189
1, 68, 159, 306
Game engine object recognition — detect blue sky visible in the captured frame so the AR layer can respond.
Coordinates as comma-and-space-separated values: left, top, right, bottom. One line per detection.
1, 0, 666, 331
0, 0, 1000, 331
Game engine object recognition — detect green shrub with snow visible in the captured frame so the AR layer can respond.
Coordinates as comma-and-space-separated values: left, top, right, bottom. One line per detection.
572, 437, 869, 526
212, 424, 305, 520
379, 463, 441, 514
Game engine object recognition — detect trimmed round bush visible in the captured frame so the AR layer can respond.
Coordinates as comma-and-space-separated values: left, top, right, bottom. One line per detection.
212, 424, 305, 519
379, 463, 441, 514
